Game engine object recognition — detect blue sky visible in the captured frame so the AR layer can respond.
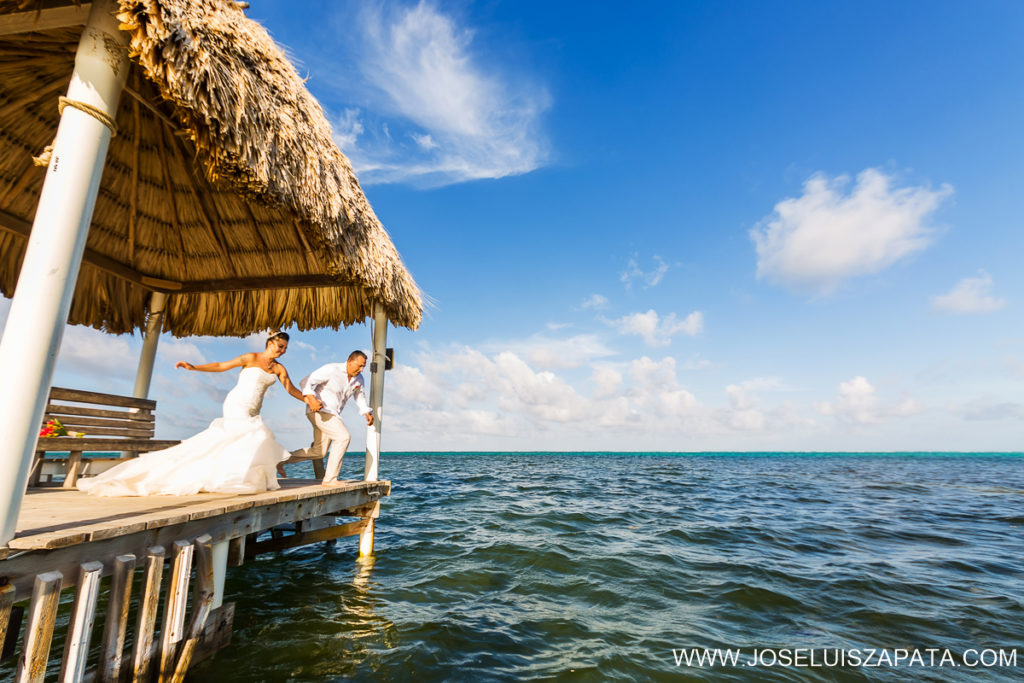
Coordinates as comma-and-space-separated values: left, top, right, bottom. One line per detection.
4, 1, 1024, 452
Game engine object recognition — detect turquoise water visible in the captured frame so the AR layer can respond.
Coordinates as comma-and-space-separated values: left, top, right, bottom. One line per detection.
189, 453, 1024, 681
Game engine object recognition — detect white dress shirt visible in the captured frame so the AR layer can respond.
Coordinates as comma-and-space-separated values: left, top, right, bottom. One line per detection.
298, 363, 371, 418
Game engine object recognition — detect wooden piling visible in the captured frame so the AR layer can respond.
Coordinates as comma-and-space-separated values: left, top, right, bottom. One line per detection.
0, 583, 14, 651
159, 540, 193, 682
99, 554, 136, 683
60, 561, 103, 682
171, 535, 214, 682
17, 570, 63, 683
132, 546, 164, 683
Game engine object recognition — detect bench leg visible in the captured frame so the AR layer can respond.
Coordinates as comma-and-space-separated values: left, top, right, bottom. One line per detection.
28, 452, 44, 487
63, 451, 83, 489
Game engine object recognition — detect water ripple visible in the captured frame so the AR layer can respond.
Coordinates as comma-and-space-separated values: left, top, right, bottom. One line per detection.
192, 453, 1024, 682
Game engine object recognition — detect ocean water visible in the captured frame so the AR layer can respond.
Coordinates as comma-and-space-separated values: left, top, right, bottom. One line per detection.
192, 453, 1024, 682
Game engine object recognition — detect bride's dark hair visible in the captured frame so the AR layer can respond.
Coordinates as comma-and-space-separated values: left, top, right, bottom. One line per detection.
266, 330, 290, 345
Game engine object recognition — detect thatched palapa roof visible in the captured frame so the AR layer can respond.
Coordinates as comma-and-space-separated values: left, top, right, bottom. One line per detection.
0, 0, 422, 336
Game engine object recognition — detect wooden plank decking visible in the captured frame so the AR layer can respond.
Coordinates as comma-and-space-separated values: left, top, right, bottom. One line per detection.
0, 479, 390, 600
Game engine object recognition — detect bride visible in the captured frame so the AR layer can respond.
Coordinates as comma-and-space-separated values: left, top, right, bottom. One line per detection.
78, 330, 312, 496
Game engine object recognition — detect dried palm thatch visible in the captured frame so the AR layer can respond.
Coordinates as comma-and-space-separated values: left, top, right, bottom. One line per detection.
0, 0, 422, 336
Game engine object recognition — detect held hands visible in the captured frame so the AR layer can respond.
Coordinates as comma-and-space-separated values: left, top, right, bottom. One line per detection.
365, 412, 374, 427
304, 395, 324, 412
175, 361, 194, 371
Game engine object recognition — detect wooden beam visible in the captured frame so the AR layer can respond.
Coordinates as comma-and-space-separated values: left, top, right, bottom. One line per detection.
0, 2, 91, 37
0, 210, 362, 294
123, 83, 179, 134
128, 74, 141, 269
166, 130, 238, 278
156, 125, 188, 280
291, 218, 320, 272
0, 209, 181, 291
173, 274, 360, 293
247, 519, 368, 555
239, 198, 275, 274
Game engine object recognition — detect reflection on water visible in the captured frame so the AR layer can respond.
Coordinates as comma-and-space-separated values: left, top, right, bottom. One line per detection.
193, 453, 1024, 682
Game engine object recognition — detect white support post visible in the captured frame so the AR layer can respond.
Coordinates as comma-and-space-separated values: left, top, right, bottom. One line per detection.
132, 291, 166, 399
211, 540, 229, 609
360, 302, 387, 558
364, 302, 388, 483
0, 0, 128, 545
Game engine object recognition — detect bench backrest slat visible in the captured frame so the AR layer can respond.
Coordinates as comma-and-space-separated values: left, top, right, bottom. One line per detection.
45, 403, 155, 422
48, 387, 156, 411
42, 387, 160, 442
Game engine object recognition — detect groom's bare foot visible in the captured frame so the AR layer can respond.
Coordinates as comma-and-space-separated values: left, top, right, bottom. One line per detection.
321, 479, 346, 487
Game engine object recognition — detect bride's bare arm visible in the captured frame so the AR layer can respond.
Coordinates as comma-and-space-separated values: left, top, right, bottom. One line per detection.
273, 364, 311, 404
175, 353, 252, 373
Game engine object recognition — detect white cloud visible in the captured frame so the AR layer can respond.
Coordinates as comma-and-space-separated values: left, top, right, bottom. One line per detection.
751, 168, 952, 294
724, 384, 766, 431
591, 366, 622, 399
580, 294, 609, 311
331, 2, 549, 186
608, 309, 703, 347
411, 133, 439, 150
621, 256, 669, 290
932, 272, 1006, 314
480, 332, 615, 370
53, 326, 136, 377
817, 376, 923, 424
334, 108, 365, 153
157, 338, 205, 365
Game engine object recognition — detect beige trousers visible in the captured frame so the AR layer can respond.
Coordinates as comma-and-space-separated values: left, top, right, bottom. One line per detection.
288, 411, 351, 482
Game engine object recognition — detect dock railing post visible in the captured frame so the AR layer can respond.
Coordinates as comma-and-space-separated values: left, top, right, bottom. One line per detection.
0, 0, 129, 545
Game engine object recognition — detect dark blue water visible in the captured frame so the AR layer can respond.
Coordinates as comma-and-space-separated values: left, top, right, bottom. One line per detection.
194, 453, 1024, 681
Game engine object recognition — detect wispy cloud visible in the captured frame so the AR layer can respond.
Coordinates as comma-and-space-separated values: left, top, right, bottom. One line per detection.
817, 376, 923, 424
621, 256, 669, 290
607, 309, 703, 347
579, 294, 610, 311
953, 398, 1024, 421
479, 332, 616, 370
751, 169, 952, 295
931, 272, 1006, 314
329, 2, 549, 186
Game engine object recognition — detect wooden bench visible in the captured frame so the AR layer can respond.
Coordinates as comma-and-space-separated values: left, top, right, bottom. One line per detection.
31, 387, 181, 488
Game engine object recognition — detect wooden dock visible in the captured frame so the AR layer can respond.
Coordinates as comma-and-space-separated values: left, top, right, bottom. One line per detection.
0, 479, 389, 681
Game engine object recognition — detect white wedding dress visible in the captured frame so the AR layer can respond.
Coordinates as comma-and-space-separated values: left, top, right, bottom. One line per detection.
78, 367, 290, 496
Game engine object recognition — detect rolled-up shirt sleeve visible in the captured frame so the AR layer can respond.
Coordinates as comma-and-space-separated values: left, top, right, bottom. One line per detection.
300, 366, 331, 396
353, 376, 371, 415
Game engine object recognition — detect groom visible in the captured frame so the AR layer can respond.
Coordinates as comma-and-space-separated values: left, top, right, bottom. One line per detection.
285, 350, 374, 486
